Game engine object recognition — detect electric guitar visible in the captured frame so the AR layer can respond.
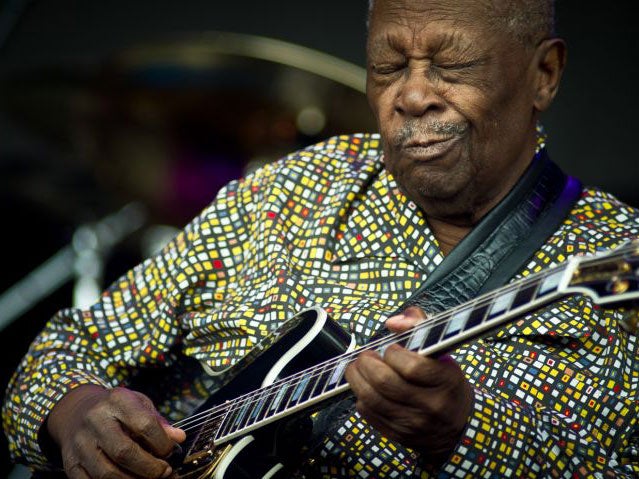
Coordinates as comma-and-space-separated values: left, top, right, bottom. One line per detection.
42, 241, 639, 478
166, 240, 639, 478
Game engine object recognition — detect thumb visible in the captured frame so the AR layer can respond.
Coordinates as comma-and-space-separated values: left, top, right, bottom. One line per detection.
385, 306, 429, 333
159, 418, 186, 443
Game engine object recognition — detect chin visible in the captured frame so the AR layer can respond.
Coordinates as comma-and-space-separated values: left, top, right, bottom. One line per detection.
409, 166, 470, 198
398, 168, 479, 217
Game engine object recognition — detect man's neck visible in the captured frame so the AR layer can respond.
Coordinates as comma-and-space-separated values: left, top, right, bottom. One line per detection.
425, 148, 538, 255
428, 217, 472, 255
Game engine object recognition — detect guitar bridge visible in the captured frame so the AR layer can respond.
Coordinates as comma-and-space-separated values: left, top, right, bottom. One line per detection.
180, 443, 233, 478
183, 447, 216, 465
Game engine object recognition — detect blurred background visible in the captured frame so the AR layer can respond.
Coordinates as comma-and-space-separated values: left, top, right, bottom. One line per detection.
0, 1, 637, 475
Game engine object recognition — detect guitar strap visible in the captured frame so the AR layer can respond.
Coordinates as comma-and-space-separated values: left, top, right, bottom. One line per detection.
305, 151, 582, 463
399, 149, 582, 315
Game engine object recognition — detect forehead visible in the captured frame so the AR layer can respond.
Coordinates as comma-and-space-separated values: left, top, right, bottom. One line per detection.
368, 0, 498, 45
371, 0, 494, 20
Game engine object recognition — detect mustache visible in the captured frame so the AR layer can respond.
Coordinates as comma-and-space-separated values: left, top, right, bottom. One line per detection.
392, 120, 469, 148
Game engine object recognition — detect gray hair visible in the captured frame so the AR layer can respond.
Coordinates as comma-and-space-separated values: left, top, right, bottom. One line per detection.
367, 0, 556, 46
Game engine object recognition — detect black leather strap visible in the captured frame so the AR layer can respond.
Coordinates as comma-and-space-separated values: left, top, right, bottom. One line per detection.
477, 173, 582, 295
307, 151, 582, 460
401, 150, 582, 314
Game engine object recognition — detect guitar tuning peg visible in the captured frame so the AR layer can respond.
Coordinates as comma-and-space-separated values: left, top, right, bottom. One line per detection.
619, 262, 633, 274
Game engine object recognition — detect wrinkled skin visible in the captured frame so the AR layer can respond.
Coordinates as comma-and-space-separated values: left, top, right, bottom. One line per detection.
45, 0, 567, 474
366, 0, 565, 233
47, 385, 185, 478
345, 0, 566, 460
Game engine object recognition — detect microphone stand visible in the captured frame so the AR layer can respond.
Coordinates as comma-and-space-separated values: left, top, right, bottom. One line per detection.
0, 202, 146, 332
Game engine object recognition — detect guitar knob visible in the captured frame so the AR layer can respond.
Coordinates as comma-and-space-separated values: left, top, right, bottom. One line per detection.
608, 278, 630, 295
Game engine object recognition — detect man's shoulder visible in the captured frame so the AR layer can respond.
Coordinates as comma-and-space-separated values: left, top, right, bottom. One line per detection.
563, 186, 639, 244
200, 134, 384, 218
281, 133, 383, 171
254, 133, 383, 180
573, 187, 638, 220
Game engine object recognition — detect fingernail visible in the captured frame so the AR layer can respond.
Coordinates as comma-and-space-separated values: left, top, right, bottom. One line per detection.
162, 466, 173, 478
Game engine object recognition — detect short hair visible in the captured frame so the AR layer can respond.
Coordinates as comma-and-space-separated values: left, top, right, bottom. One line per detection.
367, 0, 556, 47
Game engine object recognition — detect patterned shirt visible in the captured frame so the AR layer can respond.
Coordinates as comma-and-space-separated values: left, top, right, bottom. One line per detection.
3, 134, 639, 477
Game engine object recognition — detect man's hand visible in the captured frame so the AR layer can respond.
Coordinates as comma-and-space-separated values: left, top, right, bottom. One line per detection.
46, 385, 186, 478
345, 307, 474, 460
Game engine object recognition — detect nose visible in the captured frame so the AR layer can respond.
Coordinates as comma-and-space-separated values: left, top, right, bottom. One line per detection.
396, 66, 446, 118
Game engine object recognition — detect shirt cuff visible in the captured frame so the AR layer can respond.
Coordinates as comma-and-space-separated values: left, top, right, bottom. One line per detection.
5, 367, 111, 469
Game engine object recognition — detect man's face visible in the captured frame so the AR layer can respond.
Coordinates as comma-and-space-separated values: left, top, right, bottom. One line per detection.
367, 0, 543, 223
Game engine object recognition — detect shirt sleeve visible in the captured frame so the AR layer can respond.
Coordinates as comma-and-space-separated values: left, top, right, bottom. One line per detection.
432, 308, 639, 478
1, 174, 258, 469
433, 387, 639, 477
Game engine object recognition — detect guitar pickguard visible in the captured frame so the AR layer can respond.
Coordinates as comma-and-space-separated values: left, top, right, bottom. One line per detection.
173, 307, 352, 478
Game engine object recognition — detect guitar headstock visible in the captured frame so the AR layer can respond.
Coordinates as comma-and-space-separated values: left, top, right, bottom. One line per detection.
565, 239, 639, 334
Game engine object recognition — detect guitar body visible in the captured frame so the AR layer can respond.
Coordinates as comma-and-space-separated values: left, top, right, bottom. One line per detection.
173, 306, 355, 479
29, 241, 639, 479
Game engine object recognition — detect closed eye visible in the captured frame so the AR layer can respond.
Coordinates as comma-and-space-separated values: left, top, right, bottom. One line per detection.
435, 60, 483, 71
370, 63, 406, 75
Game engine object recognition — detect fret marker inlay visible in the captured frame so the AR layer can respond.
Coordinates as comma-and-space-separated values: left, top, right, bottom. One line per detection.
328, 360, 348, 387
444, 308, 472, 338
488, 290, 517, 318
407, 325, 428, 351
539, 269, 564, 295
291, 376, 311, 403
270, 385, 288, 412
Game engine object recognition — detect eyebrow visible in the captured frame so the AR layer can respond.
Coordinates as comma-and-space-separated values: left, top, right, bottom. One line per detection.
367, 29, 483, 61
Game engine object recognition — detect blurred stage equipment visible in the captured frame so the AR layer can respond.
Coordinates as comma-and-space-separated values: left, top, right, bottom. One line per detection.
0, 31, 375, 326
1, 31, 375, 225
0, 203, 146, 331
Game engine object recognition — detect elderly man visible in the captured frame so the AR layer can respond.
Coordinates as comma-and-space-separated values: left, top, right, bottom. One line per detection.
3, 0, 639, 477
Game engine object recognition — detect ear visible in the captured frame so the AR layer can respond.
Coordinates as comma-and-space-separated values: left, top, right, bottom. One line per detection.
532, 38, 567, 112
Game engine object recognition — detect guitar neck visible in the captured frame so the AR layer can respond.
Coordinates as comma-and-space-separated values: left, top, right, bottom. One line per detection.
188, 240, 639, 453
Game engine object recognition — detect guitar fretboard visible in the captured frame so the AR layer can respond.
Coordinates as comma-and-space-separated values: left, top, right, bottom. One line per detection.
183, 261, 572, 455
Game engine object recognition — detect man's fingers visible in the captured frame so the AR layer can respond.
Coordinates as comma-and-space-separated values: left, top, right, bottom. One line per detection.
79, 387, 176, 477
383, 345, 456, 387
346, 356, 401, 416
50, 385, 180, 478
97, 422, 172, 479
347, 356, 445, 445
80, 447, 136, 479
107, 388, 178, 459
65, 462, 91, 479
346, 350, 422, 408
164, 424, 187, 444
385, 307, 428, 333
126, 412, 176, 458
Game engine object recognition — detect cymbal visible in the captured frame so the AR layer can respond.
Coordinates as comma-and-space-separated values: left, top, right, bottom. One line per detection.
0, 32, 377, 224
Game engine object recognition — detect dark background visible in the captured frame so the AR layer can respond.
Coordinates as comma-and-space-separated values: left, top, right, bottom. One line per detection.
1, 1, 637, 475
1, 1, 637, 198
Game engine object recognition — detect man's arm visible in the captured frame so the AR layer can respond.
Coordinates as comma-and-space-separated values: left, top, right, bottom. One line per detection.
1, 174, 256, 473
45, 385, 185, 478
346, 306, 639, 477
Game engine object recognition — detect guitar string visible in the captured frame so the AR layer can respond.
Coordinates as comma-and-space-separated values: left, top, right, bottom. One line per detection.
172, 261, 564, 433
173, 248, 618, 434
173, 243, 637, 436
173, 253, 596, 436
176, 249, 637, 450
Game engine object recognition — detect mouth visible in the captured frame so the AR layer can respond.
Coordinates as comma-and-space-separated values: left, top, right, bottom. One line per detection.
401, 136, 461, 161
